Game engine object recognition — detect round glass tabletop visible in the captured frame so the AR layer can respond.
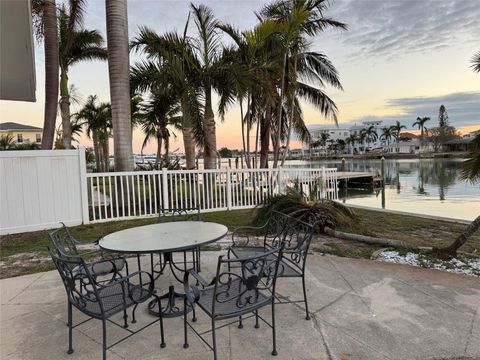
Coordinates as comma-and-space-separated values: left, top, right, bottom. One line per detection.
99, 221, 228, 253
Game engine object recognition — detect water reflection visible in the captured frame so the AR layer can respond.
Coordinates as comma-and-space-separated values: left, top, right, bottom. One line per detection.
284, 158, 480, 220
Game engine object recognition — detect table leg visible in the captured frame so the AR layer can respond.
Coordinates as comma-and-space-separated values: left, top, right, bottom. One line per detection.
148, 285, 193, 318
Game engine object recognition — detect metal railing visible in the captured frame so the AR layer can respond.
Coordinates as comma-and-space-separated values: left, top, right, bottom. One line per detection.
85, 167, 338, 223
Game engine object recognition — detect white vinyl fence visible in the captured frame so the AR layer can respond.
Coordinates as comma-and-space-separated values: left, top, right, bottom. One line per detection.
0, 148, 338, 234
0, 149, 88, 235
86, 167, 338, 223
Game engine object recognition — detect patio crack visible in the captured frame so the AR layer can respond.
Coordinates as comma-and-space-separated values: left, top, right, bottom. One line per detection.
464, 303, 480, 355
6, 272, 45, 304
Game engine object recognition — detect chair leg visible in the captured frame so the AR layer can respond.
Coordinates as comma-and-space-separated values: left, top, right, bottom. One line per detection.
238, 315, 243, 329
102, 319, 107, 360
192, 304, 197, 322
159, 297, 166, 348
183, 297, 189, 349
123, 309, 128, 328
131, 303, 138, 324
212, 318, 218, 360
302, 275, 310, 320
271, 300, 277, 356
67, 301, 74, 354
254, 310, 260, 329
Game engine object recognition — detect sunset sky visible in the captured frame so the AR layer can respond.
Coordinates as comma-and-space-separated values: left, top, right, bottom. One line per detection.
0, 0, 479, 154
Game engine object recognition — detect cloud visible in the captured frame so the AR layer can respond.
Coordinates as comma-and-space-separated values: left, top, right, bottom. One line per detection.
310, 92, 480, 130
325, 0, 480, 59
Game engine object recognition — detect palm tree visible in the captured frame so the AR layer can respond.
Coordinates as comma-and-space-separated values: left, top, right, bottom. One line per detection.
357, 131, 367, 154
58, 1, 108, 148
390, 121, 406, 153
345, 134, 357, 155
259, 0, 347, 167
32, 0, 59, 149
412, 116, 430, 150
318, 131, 330, 156
190, 4, 225, 169
105, 0, 134, 171
471, 51, 480, 73
460, 134, 480, 184
76, 95, 111, 172
0, 134, 16, 150
380, 127, 393, 152
137, 90, 181, 165
362, 125, 378, 152
131, 27, 204, 169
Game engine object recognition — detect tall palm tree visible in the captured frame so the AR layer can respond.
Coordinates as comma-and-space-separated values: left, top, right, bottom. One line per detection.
190, 4, 225, 169
58, 1, 108, 148
131, 27, 204, 169
259, 0, 347, 167
390, 121, 406, 153
32, 0, 59, 149
105, 0, 134, 171
345, 134, 357, 155
76, 95, 111, 172
380, 126, 393, 152
471, 51, 480, 73
412, 116, 430, 150
357, 131, 367, 154
137, 91, 182, 165
362, 125, 378, 151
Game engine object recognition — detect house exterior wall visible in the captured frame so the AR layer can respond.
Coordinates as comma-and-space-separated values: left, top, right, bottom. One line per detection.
0, 129, 42, 144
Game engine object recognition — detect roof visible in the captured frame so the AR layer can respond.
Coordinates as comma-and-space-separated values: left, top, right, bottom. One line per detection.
399, 132, 418, 139
0, 122, 42, 131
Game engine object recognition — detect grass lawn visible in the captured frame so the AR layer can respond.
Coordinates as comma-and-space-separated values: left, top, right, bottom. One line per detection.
1, 207, 478, 278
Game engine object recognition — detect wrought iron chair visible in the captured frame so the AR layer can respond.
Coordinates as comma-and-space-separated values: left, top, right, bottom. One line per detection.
228, 212, 315, 320
48, 223, 127, 280
49, 251, 166, 360
183, 244, 285, 360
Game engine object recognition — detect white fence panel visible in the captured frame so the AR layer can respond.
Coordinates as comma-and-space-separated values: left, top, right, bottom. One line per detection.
86, 167, 337, 223
0, 149, 88, 235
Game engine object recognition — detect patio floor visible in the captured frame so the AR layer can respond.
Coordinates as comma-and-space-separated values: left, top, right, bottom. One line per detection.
1, 252, 479, 360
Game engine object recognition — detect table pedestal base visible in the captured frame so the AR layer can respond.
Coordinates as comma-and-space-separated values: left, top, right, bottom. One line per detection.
148, 285, 193, 318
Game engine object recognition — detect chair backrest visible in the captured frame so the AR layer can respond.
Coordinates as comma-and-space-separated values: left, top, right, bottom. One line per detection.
211, 245, 284, 318
261, 210, 291, 249
277, 214, 315, 275
49, 251, 103, 317
157, 207, 201, 223
48, 223, 79, 257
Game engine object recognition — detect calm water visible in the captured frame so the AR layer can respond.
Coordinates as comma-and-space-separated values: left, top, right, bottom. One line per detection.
283, 158, 480, 221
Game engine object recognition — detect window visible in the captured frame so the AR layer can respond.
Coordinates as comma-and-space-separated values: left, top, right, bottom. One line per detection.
36, 134, 42, 143
17, 134, 23, 143
344, 132, 348, 136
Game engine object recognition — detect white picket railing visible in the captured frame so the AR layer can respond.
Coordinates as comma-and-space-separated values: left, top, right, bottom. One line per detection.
85, 167, 338, 223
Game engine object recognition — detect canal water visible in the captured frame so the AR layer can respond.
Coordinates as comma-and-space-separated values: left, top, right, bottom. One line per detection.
283, 158, 480, 221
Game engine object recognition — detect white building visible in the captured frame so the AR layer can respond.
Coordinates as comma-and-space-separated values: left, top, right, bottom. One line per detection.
310, 127, 350, 142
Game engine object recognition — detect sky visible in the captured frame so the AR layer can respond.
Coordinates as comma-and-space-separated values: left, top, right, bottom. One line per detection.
0, 0, 479, 153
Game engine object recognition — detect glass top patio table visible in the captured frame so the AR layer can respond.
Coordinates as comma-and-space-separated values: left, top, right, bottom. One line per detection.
99, 221, 228, 318
99, 221, 228, 254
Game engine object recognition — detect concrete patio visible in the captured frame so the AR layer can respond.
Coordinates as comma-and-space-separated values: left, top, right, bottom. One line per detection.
1, 252, 479, 360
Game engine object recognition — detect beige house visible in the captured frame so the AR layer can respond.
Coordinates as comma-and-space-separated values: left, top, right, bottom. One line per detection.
0, 122, 43, 145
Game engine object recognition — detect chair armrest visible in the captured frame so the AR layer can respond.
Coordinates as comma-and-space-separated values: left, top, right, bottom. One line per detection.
183, 270, 210, 305
231, 224, 267, 246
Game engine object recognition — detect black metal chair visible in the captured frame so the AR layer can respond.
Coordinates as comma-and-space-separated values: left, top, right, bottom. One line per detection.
48, 223, 127, 280
50, 251, 165, 360
228, 212, 315, 320
183, 244, 285, 360
150, 207, 202, 280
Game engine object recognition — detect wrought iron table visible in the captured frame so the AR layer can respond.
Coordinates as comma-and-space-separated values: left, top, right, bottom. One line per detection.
99, 221, 228, 318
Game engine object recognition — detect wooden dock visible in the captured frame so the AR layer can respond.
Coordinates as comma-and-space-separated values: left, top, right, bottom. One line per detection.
336, 171, 384, 188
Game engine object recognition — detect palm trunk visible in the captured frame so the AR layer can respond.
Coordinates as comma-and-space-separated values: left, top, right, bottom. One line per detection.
102, 138, 109, 172
260, 106, 271, 168
41, 0, 59, 150
434, 215, 480, 257
246, 94, 252, 169
253, 115, 260, 169
155, 134, 162, 165
164, 134, 170, 162
182, 127, 196, 169
105, 0, 133, 172
203, 86, 217, 169
240, 99, 250, 168
273, 51, 288, 168
60, 68, 72, 149
281, 57, 297, 166
92, 132, 101, 171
